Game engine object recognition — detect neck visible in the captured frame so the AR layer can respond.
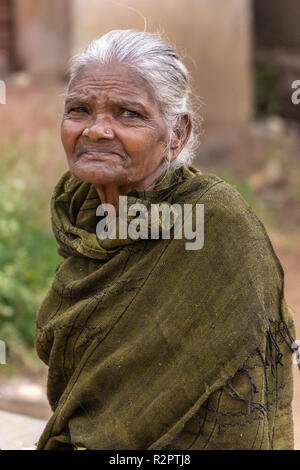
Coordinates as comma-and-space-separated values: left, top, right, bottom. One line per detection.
94, 162, 167, 220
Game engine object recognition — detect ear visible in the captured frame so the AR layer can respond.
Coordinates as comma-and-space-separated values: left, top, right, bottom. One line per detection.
168, 113, 192, 162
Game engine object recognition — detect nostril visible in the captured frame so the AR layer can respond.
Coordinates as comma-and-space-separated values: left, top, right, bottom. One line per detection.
82, 125, 114, 139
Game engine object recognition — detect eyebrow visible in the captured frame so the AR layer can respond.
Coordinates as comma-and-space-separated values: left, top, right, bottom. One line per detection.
116, 100, 148, 114
65, 96, 148, 114
65, 97, 86, 107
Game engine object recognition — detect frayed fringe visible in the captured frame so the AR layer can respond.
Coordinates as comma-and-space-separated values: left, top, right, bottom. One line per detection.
190, 410, 224, 450
223, 371, 267, 417
266, 329, 284, 377
162, 321, 298, 450
278, 320, 300, 371
207, 396, 223, 432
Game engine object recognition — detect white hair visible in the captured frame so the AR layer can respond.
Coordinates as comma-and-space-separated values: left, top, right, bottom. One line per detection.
68, 29, 201, 171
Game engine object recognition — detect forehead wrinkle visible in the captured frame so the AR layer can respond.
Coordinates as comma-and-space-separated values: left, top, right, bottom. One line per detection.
70, 81, 148, 97
69, 69, 155, 102
69, 73, 141, 95
66, 83, 154, 111
72, 78, 134, 90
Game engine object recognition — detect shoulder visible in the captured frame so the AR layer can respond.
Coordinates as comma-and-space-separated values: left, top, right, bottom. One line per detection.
180, 171, 283, 286
178, 170, 265, 239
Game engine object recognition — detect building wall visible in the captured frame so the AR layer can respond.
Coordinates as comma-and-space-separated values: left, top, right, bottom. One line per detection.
253, 0, 300, 121
71, 0, 253, 128
13, 0, 70, 78
5, 0, 253, 128
254, 0, 300, 52
0, 0, 14, 72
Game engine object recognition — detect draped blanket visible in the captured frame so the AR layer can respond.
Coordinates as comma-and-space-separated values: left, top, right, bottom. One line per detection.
35, 165, 297, 450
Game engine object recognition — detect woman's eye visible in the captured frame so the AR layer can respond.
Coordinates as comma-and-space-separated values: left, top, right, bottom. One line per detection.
120, 109, 140, 118
68, 107, 88, 114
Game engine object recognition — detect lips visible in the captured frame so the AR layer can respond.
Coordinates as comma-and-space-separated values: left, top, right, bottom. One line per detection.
76, 149, 123, 160
80, 150, 120, 158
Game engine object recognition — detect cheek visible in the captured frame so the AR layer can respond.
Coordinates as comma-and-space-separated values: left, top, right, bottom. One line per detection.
61, 121, 81, 156
124, 127, 167, 162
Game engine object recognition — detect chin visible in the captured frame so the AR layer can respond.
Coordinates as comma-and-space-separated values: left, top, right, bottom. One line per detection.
70, 162, 126, 186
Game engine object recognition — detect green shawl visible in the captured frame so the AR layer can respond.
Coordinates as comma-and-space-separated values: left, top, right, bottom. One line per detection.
35, 165, 297, 450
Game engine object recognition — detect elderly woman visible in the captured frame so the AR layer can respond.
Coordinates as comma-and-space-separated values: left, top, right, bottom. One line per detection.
35, 30, 297, 450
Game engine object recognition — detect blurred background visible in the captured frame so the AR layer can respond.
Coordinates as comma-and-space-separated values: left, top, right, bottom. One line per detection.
0, 0, 299, 450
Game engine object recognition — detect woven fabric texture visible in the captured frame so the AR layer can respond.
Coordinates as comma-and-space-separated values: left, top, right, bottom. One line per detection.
35, 165, 297, 450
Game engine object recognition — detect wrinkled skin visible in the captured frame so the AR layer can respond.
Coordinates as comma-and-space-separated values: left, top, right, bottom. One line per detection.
61, 61, 191, 214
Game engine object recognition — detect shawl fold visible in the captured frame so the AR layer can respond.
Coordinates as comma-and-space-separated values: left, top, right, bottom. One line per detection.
35, 165, 297, 450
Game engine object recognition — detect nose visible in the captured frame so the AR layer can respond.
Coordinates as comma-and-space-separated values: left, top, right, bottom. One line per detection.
83, 117, 114, 140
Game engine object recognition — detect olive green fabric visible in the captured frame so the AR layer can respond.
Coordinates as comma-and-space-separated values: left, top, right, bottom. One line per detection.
164, 320, 295, 450
35, 165, 297, 450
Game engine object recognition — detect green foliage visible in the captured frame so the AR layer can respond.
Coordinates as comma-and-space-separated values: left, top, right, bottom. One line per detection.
212, 169, 274, 229
254, 65, 280, 119
0, 146, 60, 356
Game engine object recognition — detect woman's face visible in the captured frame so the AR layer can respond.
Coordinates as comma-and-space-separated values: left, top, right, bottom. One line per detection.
61, 62, 171, 190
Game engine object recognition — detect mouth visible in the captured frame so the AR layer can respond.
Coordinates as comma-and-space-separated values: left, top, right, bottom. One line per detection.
77, 150, 122, 160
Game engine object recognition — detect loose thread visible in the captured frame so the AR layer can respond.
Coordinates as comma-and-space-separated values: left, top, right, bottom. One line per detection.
278, 322, 292, 349
267, 335, 276, 378
278, 322, 300, 370
223, 376, 266, 416
207, 396, 223, 433
268, 329, 283, 365
191, 411, 223, 450
257, 347, 270, 414
240, 366, 257, 414
173, 434, 182, 450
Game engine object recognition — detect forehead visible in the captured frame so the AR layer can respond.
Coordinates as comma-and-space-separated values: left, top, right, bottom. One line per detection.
67, 62, 157, 104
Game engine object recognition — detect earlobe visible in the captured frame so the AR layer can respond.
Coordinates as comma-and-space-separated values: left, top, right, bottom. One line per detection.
170, 136, 180, 150
169, 126, 183, 150
170, 113, 192, 150
167, 113, 192, 161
